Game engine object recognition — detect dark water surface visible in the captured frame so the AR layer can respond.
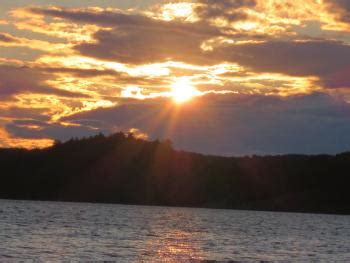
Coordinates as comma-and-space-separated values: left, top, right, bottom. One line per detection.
0, 199, 349, 261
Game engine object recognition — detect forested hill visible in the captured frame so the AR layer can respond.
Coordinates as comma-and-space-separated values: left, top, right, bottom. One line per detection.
0, 133, 349, 214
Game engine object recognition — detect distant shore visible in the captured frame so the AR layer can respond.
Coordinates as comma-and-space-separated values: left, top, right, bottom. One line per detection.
1, 133, 349, 215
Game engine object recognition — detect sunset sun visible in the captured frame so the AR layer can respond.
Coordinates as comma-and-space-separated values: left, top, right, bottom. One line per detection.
171, 77, 200, 103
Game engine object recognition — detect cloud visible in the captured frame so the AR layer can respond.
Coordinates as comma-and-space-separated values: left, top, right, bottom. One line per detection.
27, 7, 235, 65
0, 126, 52, 149
217, 40, 350, 88
41, 67, 120, 77
1, 107, 49, 120
0, 33, 20, 43
36, 92, 350, 156
76, 28, 212, 65
39, 66, 171, 90
25, 6, 350, 90
325, 0, 350, 24
0, 65, 88, 99
29, 7, 152, 27
195, 0, 256, 22
0, 32, 67, 53
3, 1, 350, 154
6, 119, 111, 141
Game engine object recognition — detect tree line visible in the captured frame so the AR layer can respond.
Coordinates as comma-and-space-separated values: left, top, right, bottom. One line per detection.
0, 132, 349, 214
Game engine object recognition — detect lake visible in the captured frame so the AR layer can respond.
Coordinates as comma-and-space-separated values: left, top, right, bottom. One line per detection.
0, 199, 349, 261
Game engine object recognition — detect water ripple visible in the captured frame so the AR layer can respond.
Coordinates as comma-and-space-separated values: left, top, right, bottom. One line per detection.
0, 199, 349, 261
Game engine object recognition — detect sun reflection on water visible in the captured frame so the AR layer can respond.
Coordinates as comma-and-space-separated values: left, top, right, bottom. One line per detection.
141, 209, 206, 261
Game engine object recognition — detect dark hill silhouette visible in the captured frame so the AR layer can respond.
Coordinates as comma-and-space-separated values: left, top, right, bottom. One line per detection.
0, 132, 349, 214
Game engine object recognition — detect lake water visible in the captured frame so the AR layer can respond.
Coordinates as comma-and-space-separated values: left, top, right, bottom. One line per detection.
0, 199, 349, 261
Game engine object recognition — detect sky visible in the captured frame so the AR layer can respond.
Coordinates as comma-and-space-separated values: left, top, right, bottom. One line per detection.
1, 0, 350, 156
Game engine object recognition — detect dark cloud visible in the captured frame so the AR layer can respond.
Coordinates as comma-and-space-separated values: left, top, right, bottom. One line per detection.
218, 40, 350, 88
42, 66, 138, 81
42, 67, 119, 77
76, 28, 211, 65
45, 92, 350, 156
30, 7, 151, 27
0, 65, 88, 99
196, 0, 256, 22
321, 68, 350, 88
6, 119, 111, 141
222, 40, 350, 76
29, 7, 223, 35
324, 0, 350, 23
198, 0, 256, 7
40, 67, 170, 89
1, 107, 49, 121
0, 33, 20, 43
27, 7, 350, 90
28, 7, 242, 65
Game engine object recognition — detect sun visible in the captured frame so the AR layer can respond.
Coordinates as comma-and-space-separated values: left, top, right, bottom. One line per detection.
160, 3, 197, 21
171, 78, 200, 103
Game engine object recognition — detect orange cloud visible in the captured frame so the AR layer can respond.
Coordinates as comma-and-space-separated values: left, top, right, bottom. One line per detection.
0, 127, 53, 149
1, 0, 350, 152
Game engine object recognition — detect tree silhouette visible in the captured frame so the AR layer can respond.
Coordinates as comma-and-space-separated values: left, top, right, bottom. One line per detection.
0, 132, 349, 214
